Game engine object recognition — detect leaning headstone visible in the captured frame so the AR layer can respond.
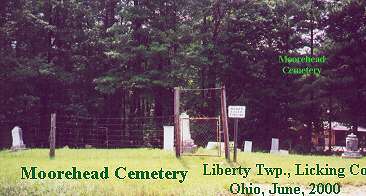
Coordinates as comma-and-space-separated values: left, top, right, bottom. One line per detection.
163, 126, 174, 151
11, 126, 26, 150
270, 138, 279, 154
244, 141, 252, 152
342, 133, 362, 158
180, 113, 197, 153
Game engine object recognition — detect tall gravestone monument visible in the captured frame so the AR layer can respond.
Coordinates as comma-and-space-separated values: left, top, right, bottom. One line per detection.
180, 112, 197, 153
11, 126, 26, 150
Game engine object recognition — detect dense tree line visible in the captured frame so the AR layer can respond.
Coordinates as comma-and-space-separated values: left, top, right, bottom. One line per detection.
0, 0, 365, 151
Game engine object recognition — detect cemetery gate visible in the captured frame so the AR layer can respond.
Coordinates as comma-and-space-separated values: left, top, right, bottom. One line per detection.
174, 86, 230, 158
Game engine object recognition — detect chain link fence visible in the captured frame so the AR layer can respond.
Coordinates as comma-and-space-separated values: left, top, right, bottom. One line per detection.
178, 87, 223, 156
180, 117, 222, 156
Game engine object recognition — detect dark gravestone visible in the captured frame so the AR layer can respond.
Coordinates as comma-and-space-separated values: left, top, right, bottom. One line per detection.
342, 133, 362, 159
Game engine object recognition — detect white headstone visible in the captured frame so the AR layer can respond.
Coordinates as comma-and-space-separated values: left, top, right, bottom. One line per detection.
244, 141, 252, 152
163, 126, 174, 151
270, 138, 279, 154
206, 142, 225, 152
180, 112, 191, 141
179, 113, 197, 153
11, 126, 26, 150
206, 142, 217, 149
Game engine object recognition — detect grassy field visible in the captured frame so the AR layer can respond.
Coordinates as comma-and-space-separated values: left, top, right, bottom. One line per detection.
1, 148, 366, 196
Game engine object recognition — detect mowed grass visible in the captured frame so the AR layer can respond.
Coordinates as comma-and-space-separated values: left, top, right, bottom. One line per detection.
1, 148, 366, 196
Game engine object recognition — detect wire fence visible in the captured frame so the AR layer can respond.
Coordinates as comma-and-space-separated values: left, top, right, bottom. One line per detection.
55, 115, 174, 148
0, 112, 223, 155
0, 115, 174, 149
177, 87, 224, 156
179, 87, 222, 117
180, 117, 222, 156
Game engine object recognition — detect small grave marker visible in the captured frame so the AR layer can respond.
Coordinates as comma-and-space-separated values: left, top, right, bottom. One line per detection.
243, 141, 252, 153
164, 126, 174, 151
270, 138, 279, 154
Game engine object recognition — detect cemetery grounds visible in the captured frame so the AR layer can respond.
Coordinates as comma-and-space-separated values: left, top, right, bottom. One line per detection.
1, 148, 366, 196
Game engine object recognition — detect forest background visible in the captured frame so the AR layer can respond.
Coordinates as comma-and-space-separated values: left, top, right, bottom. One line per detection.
0, 0, 365, 152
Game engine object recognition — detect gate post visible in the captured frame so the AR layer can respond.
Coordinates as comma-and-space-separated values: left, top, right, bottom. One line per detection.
221, 86, 230, 161
49, 113, 56, 159
174, 87, 181, 157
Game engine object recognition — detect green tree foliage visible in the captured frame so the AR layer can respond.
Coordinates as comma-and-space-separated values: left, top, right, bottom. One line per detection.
325, 0, 366, 130
0, 0, 365, 151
